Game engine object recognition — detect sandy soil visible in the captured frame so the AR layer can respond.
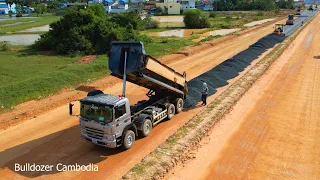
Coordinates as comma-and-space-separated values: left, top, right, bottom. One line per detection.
0, 34, 40, 45
0, 19, 286, 180
244, 18, 276, 27
19, 25, 50, 32
164, 13, 320, 180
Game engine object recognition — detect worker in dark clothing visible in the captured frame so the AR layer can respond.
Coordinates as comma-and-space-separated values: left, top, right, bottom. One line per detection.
201, 80, 208, 106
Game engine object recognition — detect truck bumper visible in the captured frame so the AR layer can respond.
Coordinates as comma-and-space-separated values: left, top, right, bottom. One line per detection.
80, 120, 121, 148
81, 133, 118, 148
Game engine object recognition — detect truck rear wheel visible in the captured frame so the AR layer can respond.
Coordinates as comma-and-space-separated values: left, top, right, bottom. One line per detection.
122, 130, 135, 150
175, 98, 184, 114
167, 103, 175, 120
140, 119, 152, 137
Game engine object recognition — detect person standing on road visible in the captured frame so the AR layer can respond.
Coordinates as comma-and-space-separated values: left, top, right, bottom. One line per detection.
201, 80, 208, 106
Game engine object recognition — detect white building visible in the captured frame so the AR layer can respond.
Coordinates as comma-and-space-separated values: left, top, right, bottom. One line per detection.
180, 0, 195, 10
106, 0, 129, 13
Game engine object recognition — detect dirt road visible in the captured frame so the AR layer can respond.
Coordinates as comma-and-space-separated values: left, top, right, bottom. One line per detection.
165, 13, 320, 180
0, 19, 287, 180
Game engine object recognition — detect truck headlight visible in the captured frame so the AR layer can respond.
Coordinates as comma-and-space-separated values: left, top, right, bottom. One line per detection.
105, 135, 115, 141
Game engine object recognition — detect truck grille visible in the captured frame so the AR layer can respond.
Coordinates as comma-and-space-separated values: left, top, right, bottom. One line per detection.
85, 126, 104, 140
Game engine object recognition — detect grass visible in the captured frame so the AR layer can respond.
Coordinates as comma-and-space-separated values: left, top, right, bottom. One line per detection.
207, 12, 274, 29
143, 10, 291, 40
0, 51, 109, 108
0, 35, 195, 109
199, 35, 222, 42
143, 27, 183, 33
142, 36, 196, 58
0, 15, 60, 35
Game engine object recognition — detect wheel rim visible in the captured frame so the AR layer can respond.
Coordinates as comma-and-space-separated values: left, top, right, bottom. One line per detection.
170, 106, 174, 114
178, 100, 183, 108
144, 123, 150, 134
127, 135, 133, 146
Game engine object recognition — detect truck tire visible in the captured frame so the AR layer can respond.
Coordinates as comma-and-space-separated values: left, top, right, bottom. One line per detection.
140, 119, 152, 137
167, 103, 175, 120
122, 130, 135, 150
175, 98, 184, 114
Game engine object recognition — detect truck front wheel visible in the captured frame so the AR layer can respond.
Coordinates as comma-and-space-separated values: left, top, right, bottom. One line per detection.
122, 130, 135, 150
140, 119, 152, 137
167, 103, 175, 120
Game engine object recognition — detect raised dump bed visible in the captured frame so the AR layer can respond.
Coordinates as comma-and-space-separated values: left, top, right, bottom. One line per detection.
109, 41, 188, 98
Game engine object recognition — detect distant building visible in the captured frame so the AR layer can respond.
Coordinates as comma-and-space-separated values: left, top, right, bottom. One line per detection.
106, 0, 129, 13
156, 0, 181, 14
8, 3, 16, 13
130, 0, 144, 3
0, 0, 9, 15
197, 1, 213, 11
180, 0, 195, 10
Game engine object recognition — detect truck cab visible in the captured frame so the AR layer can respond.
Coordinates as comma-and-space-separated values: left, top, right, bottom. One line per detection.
78, 91, 136, 149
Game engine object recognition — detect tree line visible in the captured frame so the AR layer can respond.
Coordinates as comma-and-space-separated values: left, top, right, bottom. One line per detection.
210, 0, 295, 11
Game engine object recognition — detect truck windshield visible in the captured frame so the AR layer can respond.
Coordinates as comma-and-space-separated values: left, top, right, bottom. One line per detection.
80, 103, 113, 123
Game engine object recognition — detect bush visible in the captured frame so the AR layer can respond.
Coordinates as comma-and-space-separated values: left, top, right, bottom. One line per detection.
209, 12, 216, 18
138, 34, 153, 43
143, 15, 159, 29
111, 11, 144, 30
32, 5, 140, 55
16, 13, 23, 17
183, 10, 210, 28
257, 12, 264, 16
155, 6, 163, 15
225, 16, 232, 21
0, 41, 9, 51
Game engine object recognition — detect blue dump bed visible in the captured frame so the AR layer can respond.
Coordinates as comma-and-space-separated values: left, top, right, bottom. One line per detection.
109, 41, 188, 98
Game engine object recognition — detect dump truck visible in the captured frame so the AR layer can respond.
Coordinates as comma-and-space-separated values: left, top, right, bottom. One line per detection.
69, 41, 188, 150
286, 14, 294, 25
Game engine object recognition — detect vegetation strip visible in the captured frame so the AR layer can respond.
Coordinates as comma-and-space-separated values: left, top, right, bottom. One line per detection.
123, 13, 317, 180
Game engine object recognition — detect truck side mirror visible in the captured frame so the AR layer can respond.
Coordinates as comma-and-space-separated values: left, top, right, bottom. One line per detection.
69, 103, 74, 115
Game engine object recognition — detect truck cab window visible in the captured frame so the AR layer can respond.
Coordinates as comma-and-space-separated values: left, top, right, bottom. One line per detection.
115, 104, 126, 119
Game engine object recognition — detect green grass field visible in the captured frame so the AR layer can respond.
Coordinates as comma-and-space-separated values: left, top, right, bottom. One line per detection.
0, 52, 109, 108
0, 15, 60, 35
0, 36, 195, 109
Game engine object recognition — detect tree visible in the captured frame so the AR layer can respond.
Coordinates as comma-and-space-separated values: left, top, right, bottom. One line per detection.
277, 0, 294, 9
183, 9, 210, 28
155, 6, 163, 15
32, 5, 139, 55
111, 11, 144, 30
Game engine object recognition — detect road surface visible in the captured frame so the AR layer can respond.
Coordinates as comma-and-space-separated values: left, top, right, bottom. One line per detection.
0, 18, 284, 180
165, 12, 320, 180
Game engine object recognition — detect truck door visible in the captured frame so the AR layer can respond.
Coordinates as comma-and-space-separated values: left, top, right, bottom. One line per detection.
114, 103, 131, 137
